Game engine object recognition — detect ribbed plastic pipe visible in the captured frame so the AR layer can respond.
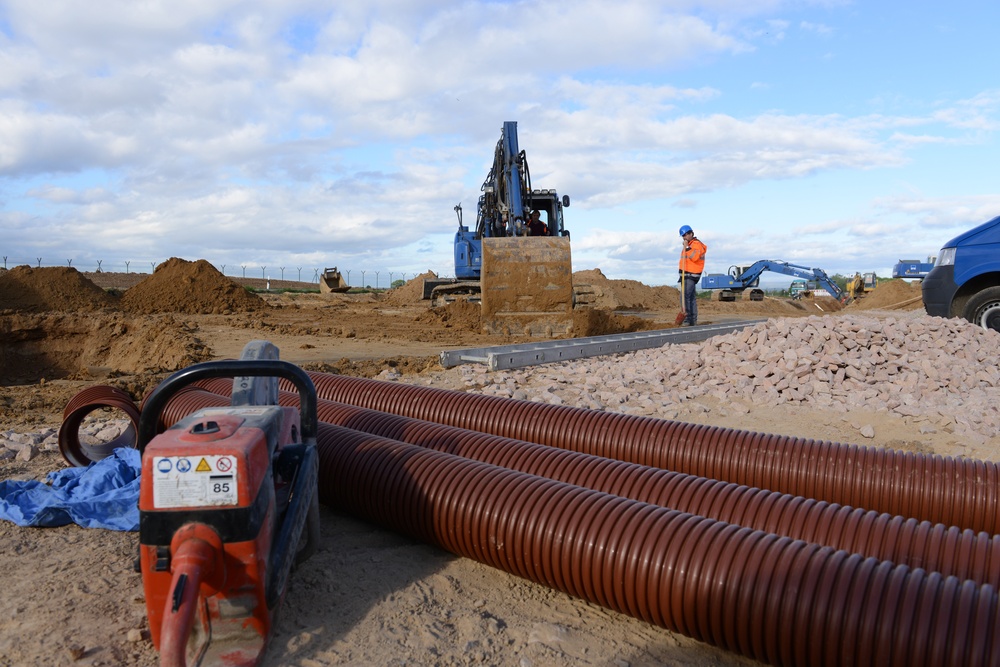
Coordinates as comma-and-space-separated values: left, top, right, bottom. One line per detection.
309, 421, 1000, 667
58, 385, 142, 466
65, 381, 1000, 665
189, 378, 1000, 591
283, 373, 1000, 535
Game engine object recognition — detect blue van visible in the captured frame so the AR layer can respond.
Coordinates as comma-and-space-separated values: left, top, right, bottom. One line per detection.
921, 215, 1000, 331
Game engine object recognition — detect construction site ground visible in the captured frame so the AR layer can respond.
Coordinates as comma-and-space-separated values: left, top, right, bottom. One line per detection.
0, 259, 979, 667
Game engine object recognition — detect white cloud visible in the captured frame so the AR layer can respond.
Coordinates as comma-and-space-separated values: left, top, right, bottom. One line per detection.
0, 0, 996, 284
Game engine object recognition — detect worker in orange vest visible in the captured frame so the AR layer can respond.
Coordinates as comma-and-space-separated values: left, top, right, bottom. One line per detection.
678, 225, 707, 326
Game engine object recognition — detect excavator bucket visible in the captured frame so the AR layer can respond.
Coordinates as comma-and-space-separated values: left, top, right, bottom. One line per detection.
480, 236, 574, 337
319, 267, 350, 293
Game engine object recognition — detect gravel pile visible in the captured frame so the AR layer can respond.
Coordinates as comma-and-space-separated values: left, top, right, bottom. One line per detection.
0, 427, 58, 462
444, 313, 1000, 445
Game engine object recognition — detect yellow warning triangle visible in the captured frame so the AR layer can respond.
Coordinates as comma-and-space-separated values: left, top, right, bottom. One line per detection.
196, 458, 212, 472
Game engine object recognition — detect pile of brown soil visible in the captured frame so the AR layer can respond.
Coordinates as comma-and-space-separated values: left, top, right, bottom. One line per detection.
415, 299, 482, 331
574, 268, 680, 311
383, 270, 439, 305
0, 266, 117, 313
573, 309, 667, 336
121, 258, 267, 315
412, 292, 669, 337
0, 312, 212, 384
847, 279, 924, 310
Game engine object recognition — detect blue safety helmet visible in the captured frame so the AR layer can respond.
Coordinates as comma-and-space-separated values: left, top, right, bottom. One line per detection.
679, 225, 693, 236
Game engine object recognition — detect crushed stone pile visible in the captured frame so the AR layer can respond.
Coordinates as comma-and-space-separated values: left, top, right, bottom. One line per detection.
453, 313, 1000, 446
121, 258, 267, 315
0, 266, 117, 313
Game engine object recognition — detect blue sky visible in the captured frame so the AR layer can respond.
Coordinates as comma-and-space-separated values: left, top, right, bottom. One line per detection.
1, 0, 998, 288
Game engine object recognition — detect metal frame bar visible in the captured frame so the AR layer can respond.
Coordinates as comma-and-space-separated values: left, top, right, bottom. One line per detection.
440, 320, 765, 371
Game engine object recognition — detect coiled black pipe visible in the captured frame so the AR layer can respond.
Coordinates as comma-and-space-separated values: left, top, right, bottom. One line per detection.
188, 378, 1000, 591
284, 373, 1000, 535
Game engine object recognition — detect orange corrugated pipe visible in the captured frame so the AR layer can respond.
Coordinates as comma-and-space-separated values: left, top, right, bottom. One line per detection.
283, 373, 1000, 535
189, 378, 1000, 591
309, 421, 1000, 667
63, 375, 1000, 666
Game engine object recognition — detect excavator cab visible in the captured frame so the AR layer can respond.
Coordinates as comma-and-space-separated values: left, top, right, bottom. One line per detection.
479, 190, 575, 336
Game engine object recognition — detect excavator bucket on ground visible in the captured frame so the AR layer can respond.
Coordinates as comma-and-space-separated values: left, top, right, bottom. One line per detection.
480, 236, 574, 337
319, 267, 350, 293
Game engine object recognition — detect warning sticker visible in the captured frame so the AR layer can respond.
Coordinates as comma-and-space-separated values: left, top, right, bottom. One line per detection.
152, 455, 239, 509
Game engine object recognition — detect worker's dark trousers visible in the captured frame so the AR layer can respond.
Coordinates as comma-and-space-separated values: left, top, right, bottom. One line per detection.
683, 274, 700, 325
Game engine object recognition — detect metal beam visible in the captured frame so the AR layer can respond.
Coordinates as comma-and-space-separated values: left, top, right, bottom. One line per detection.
440, 320, 765, 371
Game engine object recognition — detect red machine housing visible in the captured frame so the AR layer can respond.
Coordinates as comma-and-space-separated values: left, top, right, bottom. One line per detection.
139, 405, 299, 667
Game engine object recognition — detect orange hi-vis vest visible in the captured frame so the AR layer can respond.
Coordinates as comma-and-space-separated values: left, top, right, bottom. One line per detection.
680, 237, 707, 274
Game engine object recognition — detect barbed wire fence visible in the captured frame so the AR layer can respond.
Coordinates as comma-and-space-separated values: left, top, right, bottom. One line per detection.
0, 255, 456, 290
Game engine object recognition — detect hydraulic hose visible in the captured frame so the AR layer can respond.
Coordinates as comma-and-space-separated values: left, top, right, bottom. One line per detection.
283, 373, 1000, 535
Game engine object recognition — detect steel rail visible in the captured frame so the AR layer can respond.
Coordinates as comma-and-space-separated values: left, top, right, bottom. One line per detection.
439, 319, 766, 370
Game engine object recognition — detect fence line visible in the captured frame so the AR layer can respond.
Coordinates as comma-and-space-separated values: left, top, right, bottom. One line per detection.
0, 256, 454, 290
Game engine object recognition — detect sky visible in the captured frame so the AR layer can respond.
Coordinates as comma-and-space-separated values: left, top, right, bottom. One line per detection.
2, 0, 999, 289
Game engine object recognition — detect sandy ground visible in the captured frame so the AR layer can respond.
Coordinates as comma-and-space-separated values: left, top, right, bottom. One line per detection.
0, 262, 981, 667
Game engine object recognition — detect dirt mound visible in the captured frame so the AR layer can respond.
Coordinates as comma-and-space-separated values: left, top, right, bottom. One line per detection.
415, 298, 481, 331
384, 270, 437, 305
121, 258, 267, 315
412, 295, 670, 338
574, 269, 680, 311
0, 266, 117, 313
847, 279, 924, 311
0, 312, 212, 384
573, 309, 668, 336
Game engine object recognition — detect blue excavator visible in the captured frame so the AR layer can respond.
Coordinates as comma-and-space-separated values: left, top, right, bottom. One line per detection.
701, 260, 845, 302
423, 121, 577, 336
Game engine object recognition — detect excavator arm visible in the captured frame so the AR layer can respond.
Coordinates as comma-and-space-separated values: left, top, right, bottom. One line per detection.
702, 260, 845, 302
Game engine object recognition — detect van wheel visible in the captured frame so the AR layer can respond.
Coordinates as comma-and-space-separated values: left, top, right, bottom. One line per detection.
963, 287, 1000, 332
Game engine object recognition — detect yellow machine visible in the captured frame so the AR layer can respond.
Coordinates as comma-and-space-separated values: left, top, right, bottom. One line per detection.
846, 272, 878, 301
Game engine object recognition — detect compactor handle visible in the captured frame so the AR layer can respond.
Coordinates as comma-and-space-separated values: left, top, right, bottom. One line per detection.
137, 359, 318, 455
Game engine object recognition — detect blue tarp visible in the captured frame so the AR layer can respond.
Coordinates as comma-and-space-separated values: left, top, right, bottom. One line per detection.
0, 447, 140, 531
